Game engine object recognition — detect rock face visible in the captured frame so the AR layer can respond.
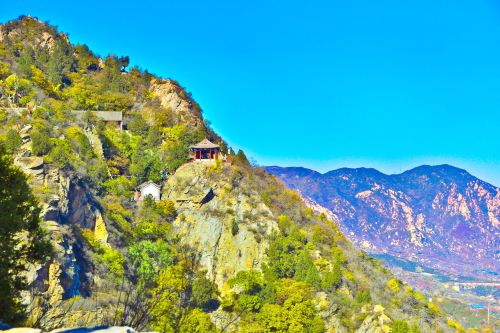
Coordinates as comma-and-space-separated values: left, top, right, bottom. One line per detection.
149, 79, 203, 128
14, 155, 107, 308
0, 16, 68, 52
165, 162, 277, 290
355, 305, 392, 333
265, 165, 500, 278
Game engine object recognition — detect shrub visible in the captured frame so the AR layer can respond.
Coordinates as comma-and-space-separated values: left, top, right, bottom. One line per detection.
354, 289, 372, 305
191, 274, 217, 311
392, 319, 410, 333
321, 263, 342, 291
447, 318, 465, 333
4, 129, 22, 152
231, 219, 239, 236
100, 247, 125, 278
48, 139, 74, 169
31, 130, 53, 156
128, 114, 149, 137
128, 240, 173, 283
386, 278, 401, 293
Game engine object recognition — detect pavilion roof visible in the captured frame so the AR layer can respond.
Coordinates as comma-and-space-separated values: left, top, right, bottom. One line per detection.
190, 138, 220, 149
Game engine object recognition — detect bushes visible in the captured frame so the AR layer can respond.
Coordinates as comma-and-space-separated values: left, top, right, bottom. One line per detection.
392, 319, 410, 333
2, 74, 34, 106
128, 114, 149, 137
191, 274, 218, 311
386, 278, 402, 293
321, 263, 342, 291
31, 129, 53, 156
294, 251, 321, 288
104, 176, 133, 197
252, 279, 326, 333
101, 247, 125, 278
4, 129, 22, 152
354, 289, 372, 305
179, 309, 215, 333
48, 139, 73, 169
128, 240, 173, 283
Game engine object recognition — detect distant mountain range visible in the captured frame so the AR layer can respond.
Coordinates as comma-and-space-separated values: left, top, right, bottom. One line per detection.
265, 165, 499, 279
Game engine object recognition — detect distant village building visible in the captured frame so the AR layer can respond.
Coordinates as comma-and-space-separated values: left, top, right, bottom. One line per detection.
190, 138, 220, 161
71, 111, 124, 130
135, 181, 161, 201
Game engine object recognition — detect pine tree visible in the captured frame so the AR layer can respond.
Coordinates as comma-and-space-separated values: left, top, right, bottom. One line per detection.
0, 145, 51, 324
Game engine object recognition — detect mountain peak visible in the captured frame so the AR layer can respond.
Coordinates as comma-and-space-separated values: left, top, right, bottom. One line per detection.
402, 164, 471, 176
267, 163, 499, 278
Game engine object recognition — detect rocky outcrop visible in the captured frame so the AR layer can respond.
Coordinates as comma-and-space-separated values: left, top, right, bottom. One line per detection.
149, 79, 203, 127
265, 165, 500, 278
355, 305, 392, 333
166, 162, 277, 291
0, 16, 68, 51
14, 153, 107, 306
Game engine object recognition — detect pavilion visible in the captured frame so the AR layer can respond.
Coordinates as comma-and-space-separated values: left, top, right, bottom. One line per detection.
190, 138, 220, 161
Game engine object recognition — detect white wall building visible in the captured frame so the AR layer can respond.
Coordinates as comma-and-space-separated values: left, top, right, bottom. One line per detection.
136, 181, 161, 201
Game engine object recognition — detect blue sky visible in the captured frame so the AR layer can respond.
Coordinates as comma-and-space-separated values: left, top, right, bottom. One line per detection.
1, 0, 499, 185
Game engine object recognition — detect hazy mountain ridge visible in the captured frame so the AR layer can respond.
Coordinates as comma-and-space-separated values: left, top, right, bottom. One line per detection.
265, 164, 500, 279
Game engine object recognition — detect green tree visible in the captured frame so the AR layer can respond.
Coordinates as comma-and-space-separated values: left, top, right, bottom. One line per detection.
234, 149, 250, 166
101, 55, 130, 92
128, 240, 174, 283
0, 61, 11, 80
190, 274, 215, 311
48, 139, 74, 169
130, 140, 151, 179
0, 145, 51, 324
5, 129, 22, 153
321, 263, 342, 291
149, 263, 190, 332
3, 74, 34, 106
231, 219, 239, 236
264, 230, 306, 279
252, 279, 326, 333
178, 309, 215, 333
294, 250, 321, 288
128, 114, 150, 137
31, 129, 53, 156
18, 46, 35, 77
146, 125, 162, 147
47, 39, 76, 86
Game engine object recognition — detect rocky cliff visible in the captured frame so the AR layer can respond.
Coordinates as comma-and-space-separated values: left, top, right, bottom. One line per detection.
265, 165, 500, 279
165, 162, 277, 290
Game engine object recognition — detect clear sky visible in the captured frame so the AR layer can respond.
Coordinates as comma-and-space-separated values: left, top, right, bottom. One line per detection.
1, 0, 499, 186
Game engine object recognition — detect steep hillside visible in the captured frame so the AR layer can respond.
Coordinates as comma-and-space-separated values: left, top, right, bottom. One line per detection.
265, 165, 500, 279
0, 16, 469, 332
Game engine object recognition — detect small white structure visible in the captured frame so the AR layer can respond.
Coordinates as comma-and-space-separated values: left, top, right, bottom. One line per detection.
135, 181, 161, 201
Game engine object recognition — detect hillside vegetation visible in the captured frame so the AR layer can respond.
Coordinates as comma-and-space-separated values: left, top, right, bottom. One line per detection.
0, 16, 474, 332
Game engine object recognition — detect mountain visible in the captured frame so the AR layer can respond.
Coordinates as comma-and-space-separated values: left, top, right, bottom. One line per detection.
265, 165, 500, 279
0, 16, 482, 331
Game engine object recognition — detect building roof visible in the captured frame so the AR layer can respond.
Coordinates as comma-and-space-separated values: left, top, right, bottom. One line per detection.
137, 180, 161, 191
71, 111, 123, 122
190, 138, 220, 149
